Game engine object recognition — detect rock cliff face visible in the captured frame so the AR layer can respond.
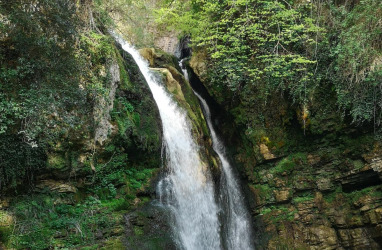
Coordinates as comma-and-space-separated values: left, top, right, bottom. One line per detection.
189, 50, 382, 249
251, 143, 382, 249
154, 35, 179, 56
94, 61, 120, 146
0, 38, 164, 248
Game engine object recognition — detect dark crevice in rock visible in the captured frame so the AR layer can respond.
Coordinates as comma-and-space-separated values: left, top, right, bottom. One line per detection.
175, 36, 191, 59
186, 63, 230, 145
340, 169, 382, 192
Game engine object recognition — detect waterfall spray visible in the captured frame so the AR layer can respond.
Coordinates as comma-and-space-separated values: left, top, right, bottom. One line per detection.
115, 34, 222, 250
180, 60, 254, 249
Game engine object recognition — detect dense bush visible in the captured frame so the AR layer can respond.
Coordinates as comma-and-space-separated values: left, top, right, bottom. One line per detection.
0, 135, 46, 192
7, 194, 119, 249
329, 0, 382, 128
0, 0, 88, 142
0, 0, 122, 192
155, 0, 382, 135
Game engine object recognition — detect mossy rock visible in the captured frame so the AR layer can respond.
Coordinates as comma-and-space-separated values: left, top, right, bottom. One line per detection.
47, 154, 68, 170
0, 210, 13, 245
113, 42, 163, 168
126, 203, 176, 250
101, 237, 125, 250
139, 48, 178, 69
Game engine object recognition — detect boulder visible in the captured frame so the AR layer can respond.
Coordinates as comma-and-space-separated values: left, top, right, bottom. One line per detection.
150, 68, 185, 101
139, 48, 156, 66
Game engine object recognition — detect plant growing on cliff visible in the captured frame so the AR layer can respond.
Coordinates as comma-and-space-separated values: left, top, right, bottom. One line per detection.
155, 0, 382, 135
329, 0, 382, 129
156, 0, 321, 102
7, 194, 122, 249
0, 0, 87, 142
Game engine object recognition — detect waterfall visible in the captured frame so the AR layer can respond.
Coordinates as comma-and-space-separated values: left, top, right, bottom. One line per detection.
180, 61, 254, 249
115, 35, 222, 250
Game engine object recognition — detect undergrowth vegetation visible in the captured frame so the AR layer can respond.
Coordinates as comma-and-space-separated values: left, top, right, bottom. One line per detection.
1, 158, 156, 249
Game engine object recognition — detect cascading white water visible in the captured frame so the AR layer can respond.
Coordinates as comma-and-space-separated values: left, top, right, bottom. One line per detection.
115, 35, 222, 250
180, 61, 254, 249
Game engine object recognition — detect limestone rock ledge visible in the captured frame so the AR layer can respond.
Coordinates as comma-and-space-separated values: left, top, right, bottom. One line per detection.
139, 48, 221, 174
252, 150, 382, 250
94, 60, 120, 146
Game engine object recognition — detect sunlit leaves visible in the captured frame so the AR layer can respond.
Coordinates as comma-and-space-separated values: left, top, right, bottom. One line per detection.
331, 0, 382, 126
0, 1, 103, 141
175, 0, 320, 101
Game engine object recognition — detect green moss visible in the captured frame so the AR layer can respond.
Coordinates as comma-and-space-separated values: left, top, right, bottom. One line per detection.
47, 154, 67, 170
270, 152, 308, 175
344, 186, 382, 203
323, 187, 342, 203
81, 245, 100, 250
133, 226, 144, 236
260, 207, 273, 215
115, 46, 131, 90
183, 85, 210, 137
271, 158, 295, 175
253, 184, 274, 201
81, 32, 114, 65
112, 97, 135, 138
110, 46, 162, 164
293, 195, 314, 203
132, 112, 141, 127
292, 152, 308, 164
102, 199, 130, 212
6, 194, 126, 249
260, 205, 296, 223
324, 186, 382, 205
101, 237, 124, 249
353, 160, 364, 170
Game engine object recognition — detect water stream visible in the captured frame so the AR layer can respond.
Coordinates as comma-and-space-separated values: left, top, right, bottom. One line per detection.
179, 61, 254, 249
115, 34, 253, 250
115, 36, 222, 250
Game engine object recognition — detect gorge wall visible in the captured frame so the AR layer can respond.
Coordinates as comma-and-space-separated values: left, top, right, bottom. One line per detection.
1, 0, 382, 249
189, 50, 382, 249
0, 2, 169, 247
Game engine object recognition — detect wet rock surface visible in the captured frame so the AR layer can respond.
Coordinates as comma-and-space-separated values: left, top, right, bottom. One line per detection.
250, 149, 382, 249
188, 49, 382, 249
125, 202, 176, 250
